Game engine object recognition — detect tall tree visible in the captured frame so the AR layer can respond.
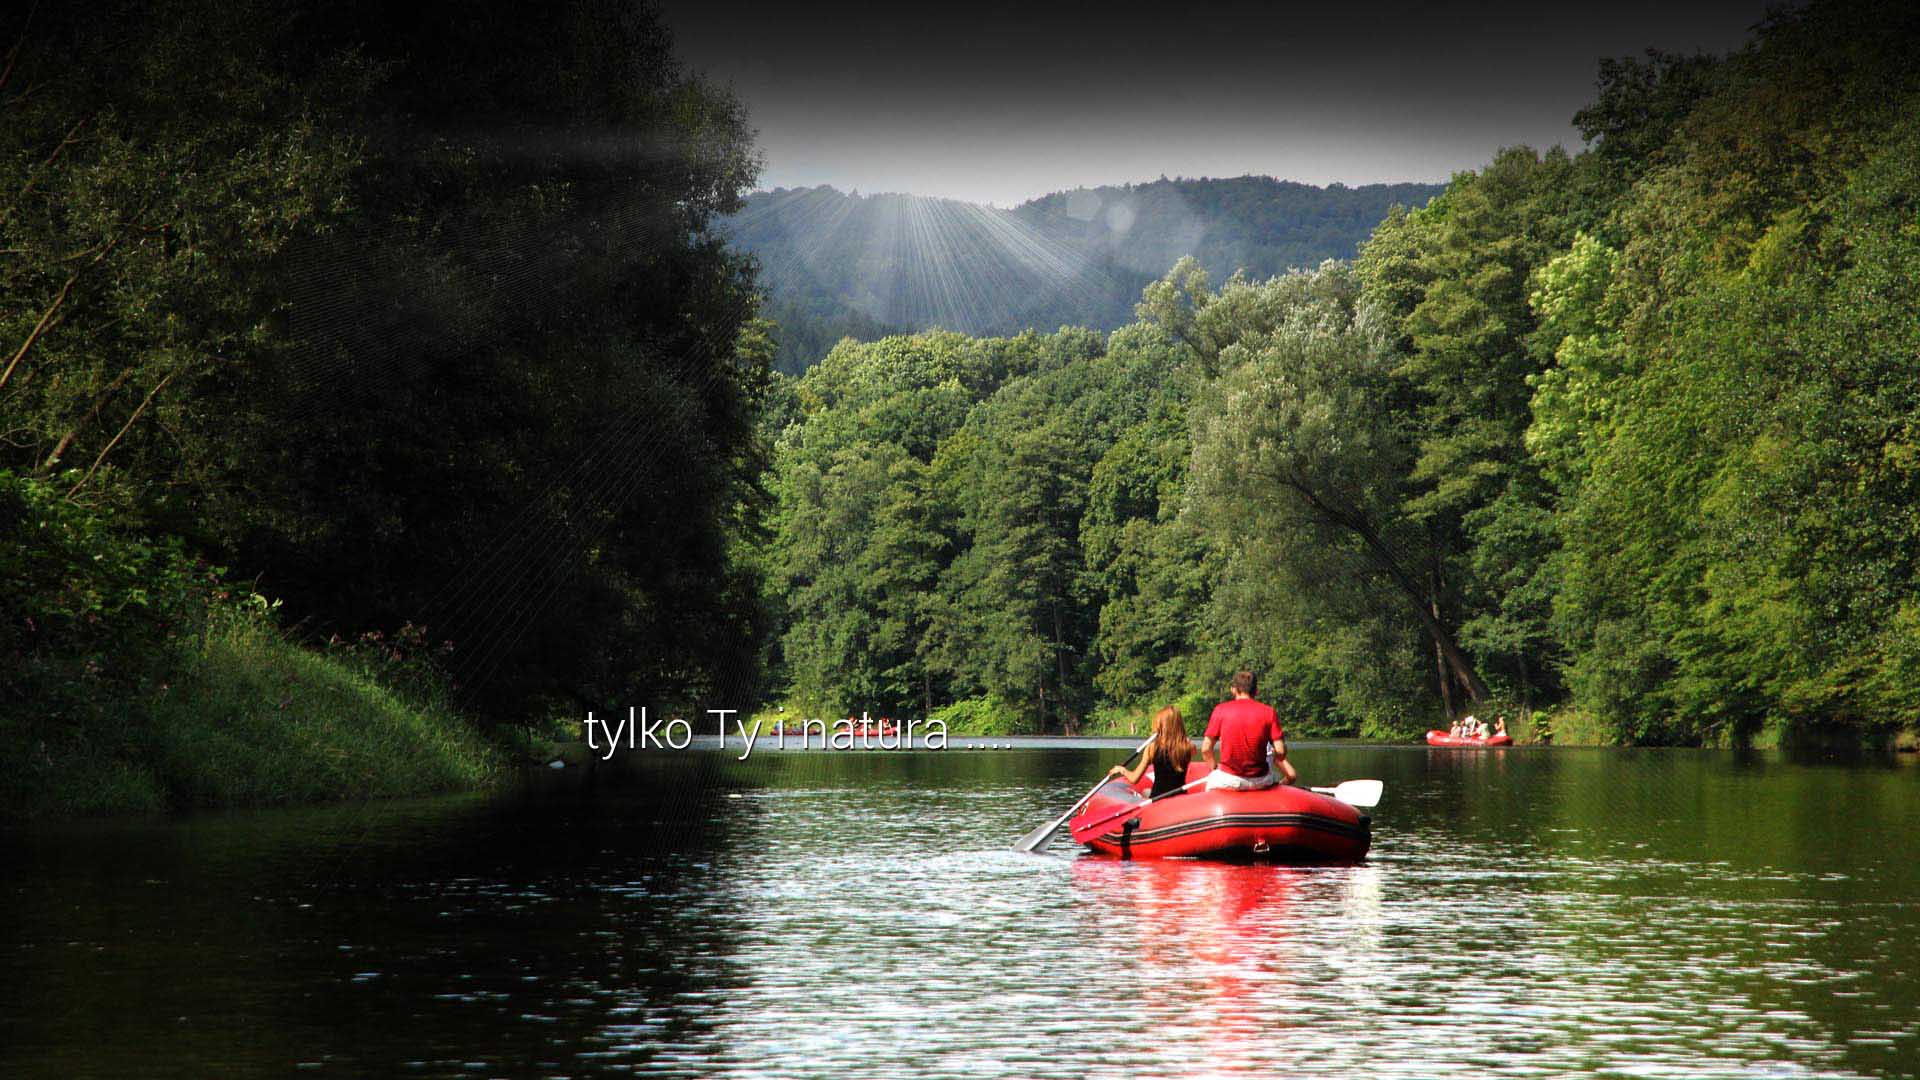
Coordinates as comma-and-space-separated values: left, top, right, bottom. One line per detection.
2, 0, 772, 723
1184, 263, 1491, 718
1356, 147, 1586, 710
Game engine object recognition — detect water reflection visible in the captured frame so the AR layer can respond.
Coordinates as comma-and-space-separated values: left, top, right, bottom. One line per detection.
0, 745, 1915, 1078
1074, 859, 1306, 1076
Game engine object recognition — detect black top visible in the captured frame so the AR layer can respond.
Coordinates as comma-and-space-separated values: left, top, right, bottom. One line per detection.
1149, 746, 1190, 799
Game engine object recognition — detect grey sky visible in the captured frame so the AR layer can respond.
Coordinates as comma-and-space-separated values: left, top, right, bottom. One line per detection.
658, 0, 1772, 207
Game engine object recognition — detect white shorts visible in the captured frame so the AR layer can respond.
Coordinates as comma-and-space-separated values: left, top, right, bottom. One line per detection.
1204, 767, 1278, 791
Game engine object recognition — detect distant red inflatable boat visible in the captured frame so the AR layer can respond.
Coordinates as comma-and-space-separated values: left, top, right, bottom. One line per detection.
1069, 763, 1370, 863
1425, 731, 1513, 747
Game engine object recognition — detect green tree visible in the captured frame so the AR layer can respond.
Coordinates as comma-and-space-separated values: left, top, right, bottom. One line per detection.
1185, 263, 1482, 729
3, 0, 772, 726
1356, 147, 1586, 712
1540, 0, 1920, 742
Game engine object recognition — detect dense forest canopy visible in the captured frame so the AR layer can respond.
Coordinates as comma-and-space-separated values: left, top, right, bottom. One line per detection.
2, 0, 773, 812
720, 177, 1443, 373
758, 0, 1920, 747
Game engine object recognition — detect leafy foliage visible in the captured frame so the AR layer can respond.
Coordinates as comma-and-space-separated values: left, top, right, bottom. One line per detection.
760, 0, 1920, 746
1, 0, 774, 736
1538, 2, 1920, 741
2, 0, 773, 815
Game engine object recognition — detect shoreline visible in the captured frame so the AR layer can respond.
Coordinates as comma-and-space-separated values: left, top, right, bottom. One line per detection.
10, 720, 1911, 826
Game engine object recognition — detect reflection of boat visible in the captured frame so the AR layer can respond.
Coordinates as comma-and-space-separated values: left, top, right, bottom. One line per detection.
1072, 857, 1301, 1075
1425, 731, 1513, 747
1073, 857, 1298, 952
1071, 855, 1387, 1077
1069, 763, 1369, 863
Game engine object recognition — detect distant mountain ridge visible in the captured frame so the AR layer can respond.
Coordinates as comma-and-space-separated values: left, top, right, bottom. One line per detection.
718, 175, 1443, 372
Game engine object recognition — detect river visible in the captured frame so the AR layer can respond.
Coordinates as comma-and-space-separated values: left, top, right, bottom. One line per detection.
3, 742, 1916, 1078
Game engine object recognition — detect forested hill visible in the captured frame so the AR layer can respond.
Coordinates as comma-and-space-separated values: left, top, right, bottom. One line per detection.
1014, 176, 1443, 287
720, 177, 1441, 371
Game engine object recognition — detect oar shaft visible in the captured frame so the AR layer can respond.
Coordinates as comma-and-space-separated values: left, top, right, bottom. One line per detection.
1066, 738, 1150, 818
1016, 736, 1151, 851
1071, 775, 1209, 836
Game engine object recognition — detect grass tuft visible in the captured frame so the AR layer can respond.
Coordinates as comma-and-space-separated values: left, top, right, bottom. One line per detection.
2, 617, 498, 820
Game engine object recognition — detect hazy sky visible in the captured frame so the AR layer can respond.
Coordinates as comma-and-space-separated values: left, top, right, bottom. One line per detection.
658, 0, 1772, 207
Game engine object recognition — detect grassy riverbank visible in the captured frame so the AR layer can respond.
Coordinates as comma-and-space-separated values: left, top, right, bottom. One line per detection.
3, 472, 501, 821
3, 615, 500, 820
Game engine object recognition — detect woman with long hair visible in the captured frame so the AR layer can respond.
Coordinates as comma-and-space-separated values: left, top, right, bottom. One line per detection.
1108, 706, 1197, 799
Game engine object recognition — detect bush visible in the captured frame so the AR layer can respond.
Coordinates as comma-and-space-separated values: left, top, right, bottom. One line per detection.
928, 696, 1023, 735
1, 472, 496, 818
147, 610, 496, 808
1083, 704, 1149, 736
1505, 709, 1546, 745
1, 470, 208, 713
2, 472, 206, 814
1535, 707, 1612, 746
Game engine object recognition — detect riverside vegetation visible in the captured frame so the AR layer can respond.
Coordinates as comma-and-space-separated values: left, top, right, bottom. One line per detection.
4, 0, 1917, 817
759, 0, 1920, 749
1, 0, 767, 816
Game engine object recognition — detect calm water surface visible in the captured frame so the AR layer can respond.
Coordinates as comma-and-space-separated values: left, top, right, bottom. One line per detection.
3, 743, 1917, 1078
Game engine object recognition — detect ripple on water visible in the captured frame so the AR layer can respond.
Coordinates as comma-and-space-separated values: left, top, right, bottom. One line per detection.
2, 747, 1916, 1078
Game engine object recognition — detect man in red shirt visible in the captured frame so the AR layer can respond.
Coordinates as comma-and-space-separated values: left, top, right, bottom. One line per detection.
1201, 670, 1298, 791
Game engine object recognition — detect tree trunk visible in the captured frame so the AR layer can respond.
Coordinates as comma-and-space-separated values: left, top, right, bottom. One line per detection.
1276, 474, 1491, 704
1050, 595, 1070, 733
0, 235, 121, 393
1518, 651, 1532, 722
1430, 555, 1457, 719
42, 368, 135, 470
1338, 518, 1490, 705
1403, 576, 1489, 706
1, 272, 78, 391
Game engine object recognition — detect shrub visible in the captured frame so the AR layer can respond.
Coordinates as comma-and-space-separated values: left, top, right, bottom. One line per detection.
1, 471, 495, 818
928, 696, 1022, 735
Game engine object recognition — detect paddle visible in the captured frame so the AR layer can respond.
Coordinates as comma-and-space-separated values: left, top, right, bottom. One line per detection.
1067, 775, 1210, 841
1310, 779, 1383, 808
1015, 737, 1151, 852
1070, 776, 1386, 843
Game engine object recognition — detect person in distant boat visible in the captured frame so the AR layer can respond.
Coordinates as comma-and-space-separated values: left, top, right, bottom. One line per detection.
1448, 719, 1462, 738
1494, 716, 1508, 738
1201, 671, 1297, 791
1107, 705, 1196, 799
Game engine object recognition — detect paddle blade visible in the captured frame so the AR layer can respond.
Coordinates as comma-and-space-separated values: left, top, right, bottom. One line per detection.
1312, 779, 1383, 808
1016, 737, 1153, 852
1015, 817, 1065, 853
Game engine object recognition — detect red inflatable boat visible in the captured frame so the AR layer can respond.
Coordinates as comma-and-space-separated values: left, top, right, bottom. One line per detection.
1068, 763, 1370, 863
1425, 730, 1513, 747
